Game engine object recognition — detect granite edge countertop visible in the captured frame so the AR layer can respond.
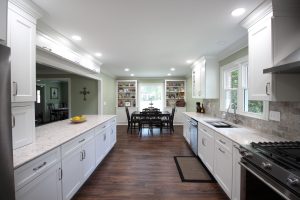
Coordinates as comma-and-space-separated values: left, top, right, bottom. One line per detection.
183, 112, 286, 145
13, 115, 117, 169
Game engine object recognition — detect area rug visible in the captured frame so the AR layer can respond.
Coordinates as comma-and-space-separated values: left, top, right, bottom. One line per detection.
174, 156, 216, 183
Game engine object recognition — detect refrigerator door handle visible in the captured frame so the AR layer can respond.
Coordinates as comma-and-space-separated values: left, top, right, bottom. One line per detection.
12, 114, 15, 128
13, 81, 18, 96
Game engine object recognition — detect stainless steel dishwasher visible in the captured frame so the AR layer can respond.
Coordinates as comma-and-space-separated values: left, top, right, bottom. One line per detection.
189, 118, 198, 155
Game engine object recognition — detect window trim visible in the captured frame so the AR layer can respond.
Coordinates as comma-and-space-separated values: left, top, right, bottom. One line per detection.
220, 56, 269, 120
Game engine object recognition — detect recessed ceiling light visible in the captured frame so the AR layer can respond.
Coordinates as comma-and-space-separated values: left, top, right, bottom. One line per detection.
95, 52, 102, 57
130, 74, 134, 77
167, 73, 171, 76
186, 60, 193, 64
124, 68, 130, 72
170, 68, 175, 71
71, 35, 82, 41
231, 8, 246, 17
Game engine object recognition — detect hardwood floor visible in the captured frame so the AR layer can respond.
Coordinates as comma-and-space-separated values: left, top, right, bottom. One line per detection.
72, 125, 229, 200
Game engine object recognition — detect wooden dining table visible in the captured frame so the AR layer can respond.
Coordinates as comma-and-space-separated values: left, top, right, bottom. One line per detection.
130, 111, 171, 134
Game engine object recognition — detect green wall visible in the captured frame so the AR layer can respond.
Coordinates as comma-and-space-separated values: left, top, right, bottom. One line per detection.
219, 47, 248, 66
37, 74, 99, 116
100, 73, 116, 115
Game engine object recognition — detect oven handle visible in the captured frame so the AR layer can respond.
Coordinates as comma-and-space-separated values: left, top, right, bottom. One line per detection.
239, 162, 290, 200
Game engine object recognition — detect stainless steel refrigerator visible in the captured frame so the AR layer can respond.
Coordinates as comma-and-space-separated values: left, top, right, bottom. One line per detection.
0, 43, 15, 199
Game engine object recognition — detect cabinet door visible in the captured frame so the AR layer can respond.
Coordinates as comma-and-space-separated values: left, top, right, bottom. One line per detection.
214, 141, 232, 198
62, 147, 82, 200
104, 129, 111, 154
232, 144, 242, 200
12, 104, 34, 149
82, 138, 95, 181
7, 7, 36, 102
202, 130, 214, 173
16, 163, 62, 200
248, 15, 272, 101
197, 129, 205, 161
192, 66, 201, 98
109, 124, 117, 148
95, 129, 106, 165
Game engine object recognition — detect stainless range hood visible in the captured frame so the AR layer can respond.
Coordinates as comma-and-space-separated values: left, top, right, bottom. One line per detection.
263, 48, 300, 74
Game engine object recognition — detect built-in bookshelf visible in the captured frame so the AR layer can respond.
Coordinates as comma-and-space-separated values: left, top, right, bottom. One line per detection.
165, 80, 186, 107
116, 80, 137, 107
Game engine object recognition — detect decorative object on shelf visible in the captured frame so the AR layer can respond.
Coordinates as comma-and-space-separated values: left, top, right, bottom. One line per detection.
117, 80, 137, 107
125, 102, 131, 107
196, 102, 201, 113
176, 99, 186, 107
80, 87, 90, 101
50, 87, 58, 99
200, 103, 205, 113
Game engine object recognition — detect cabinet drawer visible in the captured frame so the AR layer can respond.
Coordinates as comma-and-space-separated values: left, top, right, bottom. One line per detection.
108, 117, 116, 126
61, 129, 94, 157
14, 147, 60, 191
95, 122, 108, 134
198, 122, 214, 135
215, 133, 232, 153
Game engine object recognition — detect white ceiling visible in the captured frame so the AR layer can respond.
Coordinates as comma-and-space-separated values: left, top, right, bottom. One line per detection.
32, 0, 264, 78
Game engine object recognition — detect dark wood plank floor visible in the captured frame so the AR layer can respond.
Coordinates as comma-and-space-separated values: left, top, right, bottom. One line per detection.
72, 125, 229, 200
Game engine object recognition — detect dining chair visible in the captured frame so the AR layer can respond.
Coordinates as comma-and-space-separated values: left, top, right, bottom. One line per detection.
138, 111, 162, 136
47, 103, 57, 122
125, 107, 139, 134
170, 107, 176, 133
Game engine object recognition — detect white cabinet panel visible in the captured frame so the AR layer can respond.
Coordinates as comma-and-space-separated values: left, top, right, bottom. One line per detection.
62, 147, 82, 200
7, 4, 36, 102
82, 137, 95, 181
95, 128, 106, 165
109, 123, 117, 148
12, 103, 35, 149
214, 140, 233, 198
16, 162, 62, 200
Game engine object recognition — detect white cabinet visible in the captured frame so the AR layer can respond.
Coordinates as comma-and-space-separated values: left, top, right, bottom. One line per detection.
109, 122, 117, 149
61, 130, 95, 200
16, 162, 62, 200
242, 2, 300, 101
12, 103, 35, 149
198, 123, 214, 173
14, 148, 62, 200
213, 134, 233, 198
0, 0, 7, 42
95, 123, 108, 165
7, 2, 36, 102
192, 56, 219, 99
232, 143, 242, 200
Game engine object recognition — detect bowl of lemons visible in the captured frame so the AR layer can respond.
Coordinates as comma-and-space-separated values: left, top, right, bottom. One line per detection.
71, 115, 86, 123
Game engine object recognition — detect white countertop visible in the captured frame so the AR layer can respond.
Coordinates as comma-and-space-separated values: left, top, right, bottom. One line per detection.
183, 112, 286, 145
13, 115, 116, 169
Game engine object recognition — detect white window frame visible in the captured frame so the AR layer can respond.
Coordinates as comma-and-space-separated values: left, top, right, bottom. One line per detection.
220, 56, 269, 120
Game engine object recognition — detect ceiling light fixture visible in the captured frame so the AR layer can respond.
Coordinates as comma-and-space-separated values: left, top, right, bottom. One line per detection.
71, 35, 82, 41
124, 68, 130, 72
130, 74, 134, 77
231, 8, 246, 17
170, 68, 175, 71
167, 73, 171, 76
186, 60, 193, 64
95, 52, 102, 57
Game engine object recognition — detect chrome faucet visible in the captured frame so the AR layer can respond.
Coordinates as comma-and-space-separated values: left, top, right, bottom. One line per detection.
225, 103, 239, 124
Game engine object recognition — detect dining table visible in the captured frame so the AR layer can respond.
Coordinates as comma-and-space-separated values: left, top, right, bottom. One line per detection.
130, 111, 171, 134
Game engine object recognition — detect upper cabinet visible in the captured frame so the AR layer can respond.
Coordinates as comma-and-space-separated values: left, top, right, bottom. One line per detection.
7, 2, 38, 102
0, 0, 7, 43
241, 1, 300, 101
192, 56, 219, 99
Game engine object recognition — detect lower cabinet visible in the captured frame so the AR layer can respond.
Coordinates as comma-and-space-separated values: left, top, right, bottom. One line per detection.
198, 124, 214, 173
95, 124, 108, 165
15, 162, 62, 200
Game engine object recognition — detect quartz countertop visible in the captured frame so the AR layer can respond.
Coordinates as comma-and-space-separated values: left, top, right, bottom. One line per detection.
183, 112, 286, 145
13, 115, 116, 169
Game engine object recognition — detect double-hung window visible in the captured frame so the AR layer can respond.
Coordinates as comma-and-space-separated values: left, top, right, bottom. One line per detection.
220, 56, 268, 120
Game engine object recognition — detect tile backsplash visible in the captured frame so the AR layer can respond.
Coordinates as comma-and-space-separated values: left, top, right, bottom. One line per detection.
202, 99, 300, 140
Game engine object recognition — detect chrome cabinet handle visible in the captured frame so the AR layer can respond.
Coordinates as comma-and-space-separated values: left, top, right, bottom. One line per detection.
104, 133, 106, 141
218, 148, 225, 154
33, 162, 47, 171
266, 82, 270, 95
83, 150, 86, 159
42, 46, 52, 52
78, 138, 85, 143
80, 151, 84, 161
12, 114, 15, 128
219, 139, 226, 145
287, 177, 299, 186
58, 168, 63, 180
13, 81, 18, 96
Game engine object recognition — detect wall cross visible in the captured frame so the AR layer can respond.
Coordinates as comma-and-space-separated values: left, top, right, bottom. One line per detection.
80, 87, 90, 101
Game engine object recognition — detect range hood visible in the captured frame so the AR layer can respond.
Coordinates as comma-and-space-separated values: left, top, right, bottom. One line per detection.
263, 48, 300, 74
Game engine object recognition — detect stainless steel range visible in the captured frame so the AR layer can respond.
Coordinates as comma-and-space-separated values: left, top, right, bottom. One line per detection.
240, 141, 300, 200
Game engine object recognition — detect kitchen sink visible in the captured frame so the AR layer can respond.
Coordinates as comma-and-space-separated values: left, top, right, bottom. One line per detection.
205, 121, 236, 128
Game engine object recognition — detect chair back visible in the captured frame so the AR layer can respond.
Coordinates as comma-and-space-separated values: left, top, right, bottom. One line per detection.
125, 107, 130, 122
171, 107, 176, 120
48, 103, 55, 112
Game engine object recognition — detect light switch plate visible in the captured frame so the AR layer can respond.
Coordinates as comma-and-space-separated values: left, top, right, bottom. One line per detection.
269, 110, 280, 122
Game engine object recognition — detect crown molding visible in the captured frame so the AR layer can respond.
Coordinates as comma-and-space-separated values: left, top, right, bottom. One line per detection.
9, 0, 43, 19
240, 0, 273, 29
217, 35, 248, 61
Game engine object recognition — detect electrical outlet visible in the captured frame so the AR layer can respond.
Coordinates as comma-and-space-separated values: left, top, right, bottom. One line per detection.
269, 111, 280, 122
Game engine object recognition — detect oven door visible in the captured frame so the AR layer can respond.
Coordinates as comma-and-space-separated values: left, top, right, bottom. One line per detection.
240, 159, 300, 200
